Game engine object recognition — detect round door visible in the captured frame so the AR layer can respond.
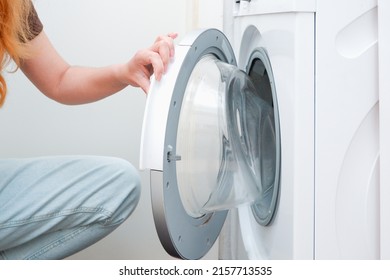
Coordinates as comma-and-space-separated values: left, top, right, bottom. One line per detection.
140, 29, 280, 259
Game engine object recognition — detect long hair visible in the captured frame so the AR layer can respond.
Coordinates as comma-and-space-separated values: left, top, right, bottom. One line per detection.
0, 0, 32, 106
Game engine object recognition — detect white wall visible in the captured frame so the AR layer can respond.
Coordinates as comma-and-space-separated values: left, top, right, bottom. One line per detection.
0, 0, 222, 259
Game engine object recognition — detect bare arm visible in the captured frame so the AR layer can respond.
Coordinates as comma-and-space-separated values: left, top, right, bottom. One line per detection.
20, 31, 176, 105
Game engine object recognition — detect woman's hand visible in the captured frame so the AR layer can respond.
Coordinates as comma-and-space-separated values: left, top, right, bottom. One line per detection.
121, 33, 178, 93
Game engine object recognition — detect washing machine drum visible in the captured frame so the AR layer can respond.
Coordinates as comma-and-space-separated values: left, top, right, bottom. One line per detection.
140, 29, 280, 259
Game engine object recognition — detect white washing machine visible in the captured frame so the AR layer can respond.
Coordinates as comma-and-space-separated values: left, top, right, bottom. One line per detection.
313, 0, 380, 259
140, 0, 382, 259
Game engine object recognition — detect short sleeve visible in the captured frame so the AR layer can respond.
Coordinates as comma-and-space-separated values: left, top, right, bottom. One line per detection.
27, 4, 43, 40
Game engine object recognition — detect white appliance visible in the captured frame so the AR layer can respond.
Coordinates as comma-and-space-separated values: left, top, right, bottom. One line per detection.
378, 0, 390, 260
140, 0, 383, 259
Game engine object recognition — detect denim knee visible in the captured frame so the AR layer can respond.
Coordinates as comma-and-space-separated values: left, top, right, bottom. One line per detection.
101, 157, 141, 226
0, 156, 142, 259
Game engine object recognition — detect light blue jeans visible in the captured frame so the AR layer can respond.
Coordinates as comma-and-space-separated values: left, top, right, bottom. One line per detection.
0, 156, 141, 260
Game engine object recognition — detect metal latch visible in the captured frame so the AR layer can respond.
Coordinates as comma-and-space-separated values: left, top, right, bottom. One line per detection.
167, 152, 182, 162
166, 145, 181, 162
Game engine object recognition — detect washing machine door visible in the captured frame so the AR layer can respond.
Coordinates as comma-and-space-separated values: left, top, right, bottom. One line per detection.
140, 29, 276, 259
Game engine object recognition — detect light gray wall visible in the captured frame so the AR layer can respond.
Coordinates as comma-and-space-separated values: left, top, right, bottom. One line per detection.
0, 0, 223, 259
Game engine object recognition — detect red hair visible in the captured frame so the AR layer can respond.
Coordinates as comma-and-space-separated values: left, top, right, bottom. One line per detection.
0, 0, 33, 106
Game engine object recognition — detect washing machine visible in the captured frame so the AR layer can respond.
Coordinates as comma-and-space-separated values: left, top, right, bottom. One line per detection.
140, 0, 382, 260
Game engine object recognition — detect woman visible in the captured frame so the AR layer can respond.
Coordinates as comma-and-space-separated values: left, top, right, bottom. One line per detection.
0, 0, 176, 259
